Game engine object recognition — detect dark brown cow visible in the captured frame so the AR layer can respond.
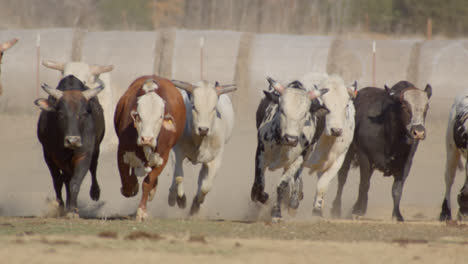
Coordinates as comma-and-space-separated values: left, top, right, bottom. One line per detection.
114, 75, 186, 221
0, 38, 18, 95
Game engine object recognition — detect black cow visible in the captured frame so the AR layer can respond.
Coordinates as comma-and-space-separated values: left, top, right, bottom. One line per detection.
34, 75, 105, 217
331, 81, 432, 221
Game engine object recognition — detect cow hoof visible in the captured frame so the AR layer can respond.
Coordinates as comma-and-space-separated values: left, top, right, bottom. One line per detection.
121, 184, 139, 198
271, 205, 282, 220
90, 184, 100, 201
168, 190, 177, 207
148, 187, 156, 202
190, 201, 200, 216
351, 214, 363, 221
65, 211, 79, 219
440, 212, 452, 221
271, 216, 283, 223
177, 194, 187, 209
288, 207, 297, 217
251, 188, 269, 204
136, 208, 148, 222
457, 211, 468, 221
312, 208, 323, 217
392, 213, 404, 222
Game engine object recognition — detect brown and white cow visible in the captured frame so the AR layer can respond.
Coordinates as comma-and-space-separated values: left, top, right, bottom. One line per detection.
114, 75, 186, 221
0, 38, 18, 95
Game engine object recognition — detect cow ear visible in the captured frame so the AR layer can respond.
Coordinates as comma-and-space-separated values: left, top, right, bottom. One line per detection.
263, 90, 279, 104
315, 106, 330, 117
425, 84, 432, 99
385, 84, 401, 101
130, 110, 139, 122
34, 98, 55, 111
163, 114, 176, 132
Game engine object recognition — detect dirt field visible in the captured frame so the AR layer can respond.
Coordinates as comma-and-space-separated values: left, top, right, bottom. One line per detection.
1, 217, 468, 263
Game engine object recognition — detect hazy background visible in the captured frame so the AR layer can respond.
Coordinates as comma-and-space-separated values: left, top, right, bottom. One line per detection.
0, 0, 467, 221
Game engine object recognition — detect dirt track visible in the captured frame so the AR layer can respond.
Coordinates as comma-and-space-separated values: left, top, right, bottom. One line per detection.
1, 217, 468, 264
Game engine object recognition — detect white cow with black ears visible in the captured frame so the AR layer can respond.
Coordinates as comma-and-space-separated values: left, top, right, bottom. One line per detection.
299, 73, 357, 217
252, 77, 329, 222
42, 60, 115, 150
170, 80, 236, 215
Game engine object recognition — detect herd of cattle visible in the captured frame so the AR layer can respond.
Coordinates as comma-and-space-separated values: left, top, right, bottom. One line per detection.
1, 38, 468, 222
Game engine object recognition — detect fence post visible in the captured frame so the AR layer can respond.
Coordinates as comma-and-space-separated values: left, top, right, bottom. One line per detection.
426, 18, 432, 40
372, 40, 376, 87
36, 33, 41, 98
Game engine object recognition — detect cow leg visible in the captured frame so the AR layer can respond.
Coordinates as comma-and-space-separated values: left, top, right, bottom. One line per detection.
43, 152, 65, 215
331, 147, 354, 218
288, 167, 304, 216
89, 149, 101, 201
352, 153, 374, 217
313, 154, 347, 217
136, 152, 169, 222
118, 146, 139, 197
251, 142, 269, 203
168, 146, 186, 208
272, 156, 303, 222
440, 145, 459, 221
67, 155, 92, 217
457, 161, 468, 220
190, 155, 222, 216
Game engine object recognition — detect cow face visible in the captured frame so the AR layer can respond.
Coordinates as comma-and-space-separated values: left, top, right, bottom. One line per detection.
172, 80, 237, 137
131, 80, 176, 148
34, 75, 104, 149
320, 78, 356, 137
267, 78, 329, 147
42, 60, 114, 88
0, 38, 18, 95
386, 82, 432, 140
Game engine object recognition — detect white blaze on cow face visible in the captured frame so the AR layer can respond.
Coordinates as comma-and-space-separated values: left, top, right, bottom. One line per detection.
279, 88, 312, 142
191, 81, 218, 137
132, 82, 166, 148
402, 88, 430, 140
320, 77, 353, 137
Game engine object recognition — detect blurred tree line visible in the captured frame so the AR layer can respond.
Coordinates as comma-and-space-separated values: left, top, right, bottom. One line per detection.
0, 0, 467, 37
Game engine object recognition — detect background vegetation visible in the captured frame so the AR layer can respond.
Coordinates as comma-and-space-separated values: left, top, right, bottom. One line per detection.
0, 0, 467, 37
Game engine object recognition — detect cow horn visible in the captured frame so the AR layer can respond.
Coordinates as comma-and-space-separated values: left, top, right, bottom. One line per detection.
267, 77, 284, 94
42, 59, 65, 72
0, 38, 18, 52
172, 80, 194, 93
347, 81, 358, 98
216, 83, 237, 96
41, 83, 63, 99
90, 64, 114, 75
83, 85, 104, 100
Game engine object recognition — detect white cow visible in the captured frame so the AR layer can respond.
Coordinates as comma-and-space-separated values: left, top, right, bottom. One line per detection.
170, 80, 236, 215
42, 60, 116, 150
0, 38, 18, 95
440, 92, 468, 221
300, 73, 357, 217
252, 77, 329, 222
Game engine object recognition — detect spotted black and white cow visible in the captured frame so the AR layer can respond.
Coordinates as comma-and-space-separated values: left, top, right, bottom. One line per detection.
251, 77, 329, 221
440, 91, 468, 221
170, 80, 236, 215
300, 73, 357, 217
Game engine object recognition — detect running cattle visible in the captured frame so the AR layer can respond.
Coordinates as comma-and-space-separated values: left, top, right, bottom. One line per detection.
34, 75, 105, 217
300, 73, 356, 217
252, 77, 329, 221
332, 81, 432, 221
0, 38, 18, 95
170, 80, 236, 215
114, 75, 186, 221
42, 60, 116, 150
440, 92, 468, 221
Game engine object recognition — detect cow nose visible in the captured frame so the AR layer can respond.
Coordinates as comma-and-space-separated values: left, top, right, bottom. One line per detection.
198, 127, 209, 136
283, 135, 299, 146
411, 125, 426, 140
331, 128, 343, 137
64, 136, 82, 148
140, 136, 154, 145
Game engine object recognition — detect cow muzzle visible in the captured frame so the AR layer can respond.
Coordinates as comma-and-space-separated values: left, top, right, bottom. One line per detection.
282, 134, 299, 147
197, 127, 209, 137
330, 128, 343, 137
410, 125, 426, 140
139, 136, 155, 147
64, 136, 82, 149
